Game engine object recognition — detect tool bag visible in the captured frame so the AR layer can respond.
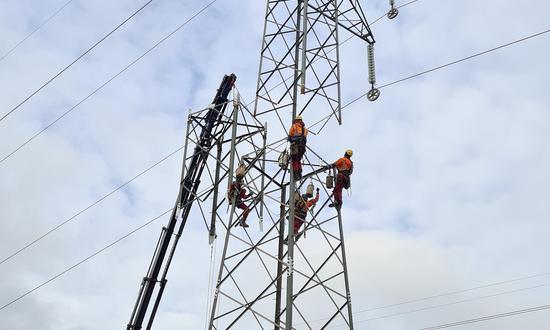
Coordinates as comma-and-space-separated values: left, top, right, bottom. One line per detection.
290, 142, 299, 156
227, 184, 237, 205
278, 150, 289, 169
336, 172, 351, 189
289, 134, 306, 156
326, 174, 334, 189
235, 164, 247, 178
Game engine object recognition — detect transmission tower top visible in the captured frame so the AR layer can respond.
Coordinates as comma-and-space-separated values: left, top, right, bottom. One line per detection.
254, 0, 376, 130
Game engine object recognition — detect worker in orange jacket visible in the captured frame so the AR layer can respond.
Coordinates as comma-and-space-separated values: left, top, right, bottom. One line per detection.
285, 188, 319, 244
228, 176, 252, 228
326, 150, 353, 209
288, 115, 308, 180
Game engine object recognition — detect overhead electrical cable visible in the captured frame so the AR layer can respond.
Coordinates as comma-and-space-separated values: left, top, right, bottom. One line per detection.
2, 4, 545, 267
354, 273, 550, 313
0, 145, 183, 266
0, 0, 416, 166
0, 0, 220, 166
308, 27, 550, 132
305, 270, 550, 326
0, 0, 76, 63
2, 1, 549, 316
398, 0, 421, 9
326, 282, 550, 328
0, 0, 154, 123
377, 28, 550, 90
0, 207, 173, 312
416, 303, 550, 330
0, 0, 410, 274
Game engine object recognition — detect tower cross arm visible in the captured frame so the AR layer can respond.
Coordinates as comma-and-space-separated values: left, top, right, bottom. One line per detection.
307, 0, 375, 44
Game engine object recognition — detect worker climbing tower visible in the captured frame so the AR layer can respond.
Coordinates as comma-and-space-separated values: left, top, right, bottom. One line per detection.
208, 1, 376, 329
127, 1, 377, 329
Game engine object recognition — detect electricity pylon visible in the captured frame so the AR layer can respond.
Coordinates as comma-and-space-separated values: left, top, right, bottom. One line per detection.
208, 1, 375, 329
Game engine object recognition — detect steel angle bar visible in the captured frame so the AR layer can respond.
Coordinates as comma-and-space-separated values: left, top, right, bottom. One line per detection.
320, 302, 350, 329
215, 289, 278, 321
227, 231, 349, 300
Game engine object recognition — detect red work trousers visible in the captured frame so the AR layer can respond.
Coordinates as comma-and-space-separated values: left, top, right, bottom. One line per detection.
236, 203, 250, 223
333, 173, 350, 205
290, 142, 306, 172
293, 217, 304, 234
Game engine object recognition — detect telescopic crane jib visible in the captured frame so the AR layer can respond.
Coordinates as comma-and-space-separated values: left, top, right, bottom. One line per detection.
127, 74, 237, 330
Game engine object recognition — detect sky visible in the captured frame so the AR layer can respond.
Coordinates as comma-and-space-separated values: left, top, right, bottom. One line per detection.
1, 0, 550, 329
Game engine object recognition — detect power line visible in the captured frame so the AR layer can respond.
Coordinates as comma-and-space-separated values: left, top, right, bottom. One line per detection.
0, 0, 75, 63
308, 26, 550, 131
0, 145, 183, 266
377, 27, 550, 90
353, 271, 550, 315
0, 0, 412, 166
416, 303, 550, 330
2, 0, 543, 277
1, 0, 219, 263
0, 0, 154, 123
0, 0, 220, 166
0, 0, 405, 312
1, 0, 547, 317
398, 0, 421, 10
0, 207, 172, 312
327, 281, 550, 328
0, 0, 377, 266
305, 271, 550, 327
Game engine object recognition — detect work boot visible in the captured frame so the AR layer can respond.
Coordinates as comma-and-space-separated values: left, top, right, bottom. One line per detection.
328, 202, 341, 209
293, 169, 302, 180
283, 231, 300, 245
238, 221, 249, 228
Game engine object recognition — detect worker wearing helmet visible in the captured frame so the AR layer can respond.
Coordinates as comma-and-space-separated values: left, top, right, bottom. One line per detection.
288, 115, 308, 180
228, 175, 252, 228
285, 188, 320, 244
326, 150, 354, 209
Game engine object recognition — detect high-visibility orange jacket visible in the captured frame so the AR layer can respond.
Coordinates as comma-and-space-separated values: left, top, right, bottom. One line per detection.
334, 157, 353, 173
288, 121, 308, 137
305, 192, 319, 209
295, 192, 319, 220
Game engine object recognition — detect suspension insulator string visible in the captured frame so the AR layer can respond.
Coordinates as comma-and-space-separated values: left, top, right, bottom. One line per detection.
367, 44, 380, 101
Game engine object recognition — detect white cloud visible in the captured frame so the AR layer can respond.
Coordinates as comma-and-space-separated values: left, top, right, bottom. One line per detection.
1, 0, 550, 329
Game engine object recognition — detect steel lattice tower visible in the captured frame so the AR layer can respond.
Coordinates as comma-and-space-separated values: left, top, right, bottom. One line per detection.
207, 1, 375, 329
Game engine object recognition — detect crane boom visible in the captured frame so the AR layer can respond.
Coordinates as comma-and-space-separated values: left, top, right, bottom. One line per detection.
127, 74, 237, 330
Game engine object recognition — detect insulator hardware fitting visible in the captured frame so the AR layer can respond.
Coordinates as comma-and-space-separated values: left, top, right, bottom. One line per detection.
367, 88, 380, 102
387, 0, 399, 19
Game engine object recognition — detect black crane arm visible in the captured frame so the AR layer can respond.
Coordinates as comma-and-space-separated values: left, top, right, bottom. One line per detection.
127, 74, 236, 330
